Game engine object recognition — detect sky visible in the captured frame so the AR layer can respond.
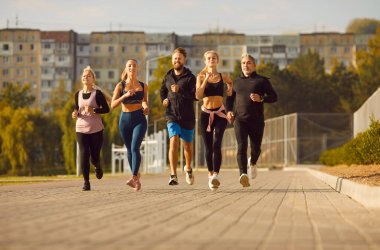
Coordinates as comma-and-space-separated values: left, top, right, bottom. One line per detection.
0, 0, 379, 35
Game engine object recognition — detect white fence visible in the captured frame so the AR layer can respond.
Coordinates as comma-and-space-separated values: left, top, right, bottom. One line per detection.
111, 129, 167, 175
354, 87, 380, 136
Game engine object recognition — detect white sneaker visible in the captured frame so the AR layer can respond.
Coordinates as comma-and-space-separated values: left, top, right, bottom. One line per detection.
211, 173, 220, 188
208, 176, 218, 191
239, 174, 250, 187
184, 166, 194, 185
249, 164, 257, 179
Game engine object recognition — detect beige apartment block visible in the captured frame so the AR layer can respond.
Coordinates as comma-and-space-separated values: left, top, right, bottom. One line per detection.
90, 31, 146, 91
300, 32, 355, 72
40, 30, 77, 112
0, 28, 41, 108
191, 33, 245, 74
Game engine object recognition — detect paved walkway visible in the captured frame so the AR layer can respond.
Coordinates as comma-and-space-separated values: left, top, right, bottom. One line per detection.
1, 169, 380, 250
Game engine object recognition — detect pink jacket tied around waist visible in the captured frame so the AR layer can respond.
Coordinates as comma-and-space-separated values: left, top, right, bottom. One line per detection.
201, 105, 231, 132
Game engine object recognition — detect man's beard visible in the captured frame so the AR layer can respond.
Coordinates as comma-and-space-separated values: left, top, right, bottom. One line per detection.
173, 63, 184, 71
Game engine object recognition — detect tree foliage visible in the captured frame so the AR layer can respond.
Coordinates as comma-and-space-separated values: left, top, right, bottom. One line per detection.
346, 18, 380, 34
0, 83, 35, 109
147, 56, 172, 133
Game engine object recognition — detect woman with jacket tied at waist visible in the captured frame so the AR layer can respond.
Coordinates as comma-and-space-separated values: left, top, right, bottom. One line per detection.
196, 50, 232, 190
227, 54, 277, 188
72, 66, 110, 191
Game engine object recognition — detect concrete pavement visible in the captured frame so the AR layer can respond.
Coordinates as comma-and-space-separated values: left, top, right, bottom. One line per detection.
1, 169, 380, 250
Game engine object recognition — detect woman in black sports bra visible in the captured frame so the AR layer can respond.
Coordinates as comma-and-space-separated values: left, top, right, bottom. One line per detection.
196, 50, 232, 190
111, 59, 149, 191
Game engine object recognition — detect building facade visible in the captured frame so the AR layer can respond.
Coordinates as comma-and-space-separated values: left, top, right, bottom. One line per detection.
0, 28, 41, 107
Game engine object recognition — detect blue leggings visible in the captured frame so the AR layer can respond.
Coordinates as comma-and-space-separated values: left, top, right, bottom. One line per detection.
119, 110, 147, 176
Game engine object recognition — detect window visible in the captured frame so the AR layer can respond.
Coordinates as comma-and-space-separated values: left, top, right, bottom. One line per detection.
17, 69, 22, 76
79, 58, 84, 64
30, 69, 35, 76
108, 71, 114, 79
3, 69, 9, 75
135, 46, 140, 52
79, 46, 83, 52
95, 59, 101, 65
44, 43, 51, 49
108, 46, 114, 53
58, 56, 65, 62
331, 47, 337, 54
3, 57, 9, 63
30, 44, 34, 50
222, 60, 228, 67
94, 46, 100, 52
122, 46, 127, 53
3, 82, 8, 88
345, 47, 350, 53
108, 58, 114, 65
16, 56, 22, 62
95, 71, 100, 79
30, 57, 35, 63
19, 44, 23, 51
43, 56, 49, 62
2, 44, 9, 50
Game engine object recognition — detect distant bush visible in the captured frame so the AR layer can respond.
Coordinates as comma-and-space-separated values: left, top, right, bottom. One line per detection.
320, 117, 380, 166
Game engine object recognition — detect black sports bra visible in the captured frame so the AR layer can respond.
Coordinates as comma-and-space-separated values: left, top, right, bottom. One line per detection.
204, 73, 224, 97
121, 81, 144, 104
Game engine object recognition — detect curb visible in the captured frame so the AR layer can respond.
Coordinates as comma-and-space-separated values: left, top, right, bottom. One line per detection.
306, 168, 380, 208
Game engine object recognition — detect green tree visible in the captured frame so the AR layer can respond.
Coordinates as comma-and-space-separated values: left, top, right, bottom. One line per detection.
346, 18, 380, 34
230, 60, 242, 80
147, 56, 172, 133
0, 83, 35, 109
354, 28, 380, 107
328, 61, 360, 112
287, 50, 336, 112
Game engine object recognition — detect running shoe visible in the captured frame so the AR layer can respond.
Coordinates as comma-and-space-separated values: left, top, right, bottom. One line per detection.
184, 166, 194, 185
239, 174, 250, 187
168, 175, 178, 185
208, 176, 218, 191
211, 173, 220, 188
94, 166, 103, 179
249, 164, 257, 179
82, 180, 91, 191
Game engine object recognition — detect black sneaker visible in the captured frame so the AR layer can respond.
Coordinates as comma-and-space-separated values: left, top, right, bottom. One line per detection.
95, 166, 103, 179
82, 180, 91, 191
168, 175, 178, 185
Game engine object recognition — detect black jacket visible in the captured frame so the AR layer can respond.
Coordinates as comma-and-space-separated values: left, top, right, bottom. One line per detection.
227, 72, 277, 122
160, 67, 196, 129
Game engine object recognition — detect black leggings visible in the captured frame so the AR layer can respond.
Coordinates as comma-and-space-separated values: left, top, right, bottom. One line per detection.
234, 119, 264, 175
76, 130, 103, 181
200, 110, 227, 173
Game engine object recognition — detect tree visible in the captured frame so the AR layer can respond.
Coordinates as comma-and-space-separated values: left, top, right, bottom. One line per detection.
287, 50, 336, 112
328, 61, 360, 112
354, 28, 380, 107
230, 60, 242, 80
346, 18, 380, 34
0, 83, 35, 109
147, 56, 172, 133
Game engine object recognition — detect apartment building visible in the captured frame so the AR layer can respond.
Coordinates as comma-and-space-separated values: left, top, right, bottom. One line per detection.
0, 28, 41, 107
191, 33, 245, 74
90, 31, 146, 91
76, 34, 90, 82
177, 35, 192, 69
40, 30, 77, 111
300, 32, 355, 72
145, 33, 176, 82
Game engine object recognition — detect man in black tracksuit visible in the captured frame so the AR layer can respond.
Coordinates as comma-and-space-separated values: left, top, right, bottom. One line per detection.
160, 47, 197, 186
226, 54, 277, 187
